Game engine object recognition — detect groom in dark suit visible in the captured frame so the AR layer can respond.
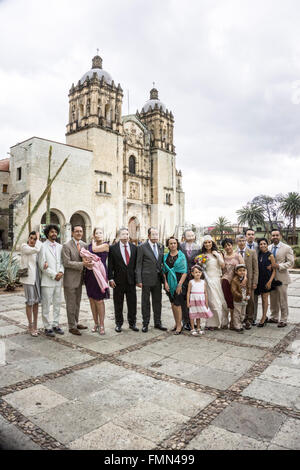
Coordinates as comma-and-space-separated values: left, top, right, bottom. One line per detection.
136, 227, 167, 333
108, 227, 138, 333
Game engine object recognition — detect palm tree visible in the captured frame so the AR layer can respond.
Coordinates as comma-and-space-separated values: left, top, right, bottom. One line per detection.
211, 216, 233, 241
279, 192, 300, 244
236, 204, 265, 229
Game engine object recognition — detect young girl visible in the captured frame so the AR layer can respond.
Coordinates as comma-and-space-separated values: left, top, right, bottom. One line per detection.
187, 265, 213, 335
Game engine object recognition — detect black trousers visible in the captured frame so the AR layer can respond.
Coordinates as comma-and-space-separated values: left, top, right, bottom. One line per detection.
180, 278, 190, 325
113, 283, 137, 326
141, 278, 162, 326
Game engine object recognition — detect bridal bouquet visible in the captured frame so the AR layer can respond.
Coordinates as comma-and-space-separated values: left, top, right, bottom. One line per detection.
194, 254, 207, 270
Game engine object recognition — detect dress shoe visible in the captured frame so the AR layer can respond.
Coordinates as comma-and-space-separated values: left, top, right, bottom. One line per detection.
154, 324, 167, 331
183, 323, 191, 331
268, 318, 278, 324
277, 322, 287, 328
45, 329, 55, 337
142, 325, 148, 333
77, 324, 88, 330
69, 328, 81, 336
115, 325, 122, 333
244, 321, 252, 330
53, 326, 64, 335
129, 324, 139, 332
252, 321, 257, 326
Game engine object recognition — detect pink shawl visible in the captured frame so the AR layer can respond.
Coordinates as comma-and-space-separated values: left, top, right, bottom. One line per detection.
80, 247, 109, 293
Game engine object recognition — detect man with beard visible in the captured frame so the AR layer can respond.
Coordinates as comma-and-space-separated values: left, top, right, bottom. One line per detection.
268, 229, 294, 327
180, 229, 201, 330
38, 224, 64, 336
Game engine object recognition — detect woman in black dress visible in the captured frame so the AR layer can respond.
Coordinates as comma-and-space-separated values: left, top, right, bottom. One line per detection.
255, 238, 276, 327
85, 228, 109, 334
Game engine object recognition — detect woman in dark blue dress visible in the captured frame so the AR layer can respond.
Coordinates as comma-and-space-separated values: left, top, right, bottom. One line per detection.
85, 228, 109, 334
255, 238, 276, 327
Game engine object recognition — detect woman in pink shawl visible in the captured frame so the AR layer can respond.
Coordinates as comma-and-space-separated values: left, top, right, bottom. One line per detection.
81, 228, 109, 335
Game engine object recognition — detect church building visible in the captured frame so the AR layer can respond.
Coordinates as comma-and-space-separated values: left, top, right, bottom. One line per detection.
0, 54, 185, 248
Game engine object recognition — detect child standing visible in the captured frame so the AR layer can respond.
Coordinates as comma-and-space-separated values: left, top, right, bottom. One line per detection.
231, 264, 250, 333
187, 265, 213, 336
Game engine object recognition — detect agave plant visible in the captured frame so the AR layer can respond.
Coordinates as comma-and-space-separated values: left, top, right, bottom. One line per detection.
0, 251, 20, 291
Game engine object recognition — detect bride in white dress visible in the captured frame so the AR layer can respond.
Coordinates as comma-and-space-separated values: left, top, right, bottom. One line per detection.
201, 235, 227, 329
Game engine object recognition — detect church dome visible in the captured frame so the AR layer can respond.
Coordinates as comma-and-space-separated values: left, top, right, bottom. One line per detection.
141, 88, 166, 113
80, 54, 113, 85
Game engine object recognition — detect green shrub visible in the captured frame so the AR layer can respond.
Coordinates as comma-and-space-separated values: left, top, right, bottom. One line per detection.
294, 257, 300, 269
0, 251, 20, 291
292, 246, 300, 257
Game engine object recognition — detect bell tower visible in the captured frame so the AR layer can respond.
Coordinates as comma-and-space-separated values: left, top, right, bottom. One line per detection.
66, 54, 123, 136
137, 87, 175, 154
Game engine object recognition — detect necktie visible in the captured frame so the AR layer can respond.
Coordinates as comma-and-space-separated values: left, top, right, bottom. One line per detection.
124, 244, 130, 265
249, 244, 253, 250
153, 243, 158, 259
272, 245, 278, 259
240, 250, 244, 258
77, 242, 81, 253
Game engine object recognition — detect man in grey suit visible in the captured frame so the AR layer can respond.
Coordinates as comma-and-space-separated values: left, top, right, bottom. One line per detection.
136, 227, 167, 333
246, 228, 259, 324
62, 225, 91, 335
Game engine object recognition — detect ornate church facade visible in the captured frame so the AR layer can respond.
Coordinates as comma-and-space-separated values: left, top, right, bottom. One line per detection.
0, 54, 185, 248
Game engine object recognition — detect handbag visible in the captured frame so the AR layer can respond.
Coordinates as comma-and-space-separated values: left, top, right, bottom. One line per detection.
271, 279, 282, 287
17, 267, 28, 278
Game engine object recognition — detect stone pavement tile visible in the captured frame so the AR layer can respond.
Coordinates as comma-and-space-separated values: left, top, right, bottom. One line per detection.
242, 378, 300, 410
261, 364, 300, 387
0, 319, 10, 326
271, 353, 300, 370
0, 364, 31, 387
8, 333, 48, 349
112, 402, 189, 444
4, 384, 68, 416
287, 297, 300, 308
68, 422, 155, 450
252, 324, 294, 338
141, 339, 186, 357
107, 371, 162, 402
0, 415, 41, 450
149, 357, 200, 379
3, 339, 37, 363
75, 361, 132, 386
30, 399, 112, 444
239, 335, 280, 348
267, 444, 290, 450
0, 324, 25, 336
168, 348, 221, 366
13, 355, 68, 377
206, 356, 254, 375
83, 339, 127, 354
184, 366, 241, 390
120, 349, 166, 367
50, 350, 94, 368
271, 418, 300, 450
186, 425, 267, 450
148, 382, 215, 417
45, 371, 107, 400
286, 336, 300, 352
212, 402, 286, 441
222, 345, 266, 361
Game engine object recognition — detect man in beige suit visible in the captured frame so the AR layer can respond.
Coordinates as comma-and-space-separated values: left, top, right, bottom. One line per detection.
236, 234, 258, 329
268, 229, 294, 327
62, 225, 91, 335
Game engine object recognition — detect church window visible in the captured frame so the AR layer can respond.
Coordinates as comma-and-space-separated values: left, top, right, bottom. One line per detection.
17, 167, 22, 181
3, 184, 8, 193
99, 181, 103, 193
104, 182, 107, 193
129, 155, 136, 174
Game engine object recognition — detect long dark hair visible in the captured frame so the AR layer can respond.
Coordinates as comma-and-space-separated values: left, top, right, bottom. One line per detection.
201, 240, 219, 254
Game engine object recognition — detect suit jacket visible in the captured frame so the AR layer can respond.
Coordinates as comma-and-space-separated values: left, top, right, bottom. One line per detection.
136, 240, 164, 286
236, 248, 258, 288
179, 242, 201, 272
231, 275, 251, 303
108, 242, 137, 286
268, 242, 294, 284
62, 239, 87, 288
38, 240, 64, 287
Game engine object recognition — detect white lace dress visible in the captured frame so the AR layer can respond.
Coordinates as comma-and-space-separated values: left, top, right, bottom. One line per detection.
204, 253, 228, 328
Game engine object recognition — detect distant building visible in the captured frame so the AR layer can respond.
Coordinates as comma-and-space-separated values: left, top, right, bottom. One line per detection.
0, 54, 185, 248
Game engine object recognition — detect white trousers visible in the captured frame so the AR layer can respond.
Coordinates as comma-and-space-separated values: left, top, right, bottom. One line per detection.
41, 286, 62, 329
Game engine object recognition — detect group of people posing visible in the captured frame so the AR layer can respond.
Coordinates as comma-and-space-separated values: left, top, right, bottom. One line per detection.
20, 225, 294, 338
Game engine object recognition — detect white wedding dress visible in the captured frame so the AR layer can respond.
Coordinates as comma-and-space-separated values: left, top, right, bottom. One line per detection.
204, 253, 227, 328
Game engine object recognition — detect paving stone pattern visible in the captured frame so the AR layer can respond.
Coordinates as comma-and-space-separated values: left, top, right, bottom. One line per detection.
0, 274, 299, 450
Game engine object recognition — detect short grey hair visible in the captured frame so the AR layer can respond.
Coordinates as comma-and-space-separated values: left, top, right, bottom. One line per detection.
236, 234, 246, 241
117, 227, 129, 237
183, 228, 195, 238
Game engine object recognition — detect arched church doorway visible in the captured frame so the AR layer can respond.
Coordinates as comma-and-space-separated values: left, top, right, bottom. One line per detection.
128, 217, 140, 245
70, 211, 92, 242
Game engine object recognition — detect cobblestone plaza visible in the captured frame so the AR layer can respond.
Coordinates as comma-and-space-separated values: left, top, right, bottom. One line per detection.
0, 275, 300, 450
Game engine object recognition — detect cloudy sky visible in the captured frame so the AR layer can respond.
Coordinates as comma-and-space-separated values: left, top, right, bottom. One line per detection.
1, 0, 300, 225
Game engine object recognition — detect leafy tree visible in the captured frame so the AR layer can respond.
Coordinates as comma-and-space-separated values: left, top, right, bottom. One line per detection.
251, 194, 281, 233
279, 192, 300, 244
211, 216, 233, 240
236, 204, 265, 229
